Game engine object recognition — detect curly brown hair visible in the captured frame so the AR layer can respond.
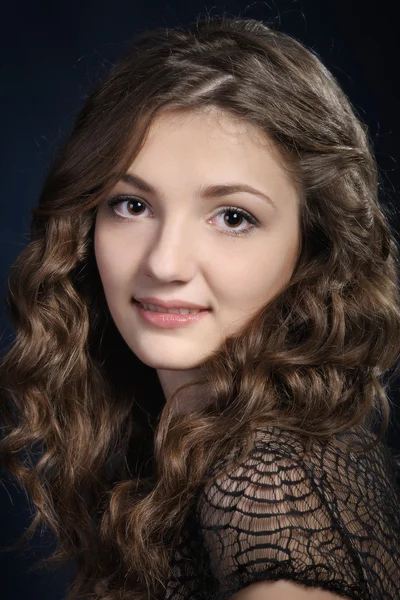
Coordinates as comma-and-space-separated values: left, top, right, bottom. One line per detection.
1, 13, 400, 600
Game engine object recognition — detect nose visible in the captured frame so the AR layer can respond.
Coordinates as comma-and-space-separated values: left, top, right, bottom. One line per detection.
141, 218, 197, 283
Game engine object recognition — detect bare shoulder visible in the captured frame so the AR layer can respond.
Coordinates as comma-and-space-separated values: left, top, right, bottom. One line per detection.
230, 578, 351, 600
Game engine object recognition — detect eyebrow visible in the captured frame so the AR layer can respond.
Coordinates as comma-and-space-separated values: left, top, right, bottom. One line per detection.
120, 173, 277, 210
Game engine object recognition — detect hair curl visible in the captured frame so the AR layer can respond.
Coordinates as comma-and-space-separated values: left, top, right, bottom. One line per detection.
1, 13, 400, 600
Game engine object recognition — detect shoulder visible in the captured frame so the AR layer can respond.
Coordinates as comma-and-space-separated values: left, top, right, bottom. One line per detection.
196, 426, 332, 529
199, 424, 399, 503
198, 424, 388, 505
197, 425, 400, 528
194, 425, 400, 600
229, 578, 352, 599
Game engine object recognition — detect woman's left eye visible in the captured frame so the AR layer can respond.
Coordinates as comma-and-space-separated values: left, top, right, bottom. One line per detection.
106, 195, 259, 237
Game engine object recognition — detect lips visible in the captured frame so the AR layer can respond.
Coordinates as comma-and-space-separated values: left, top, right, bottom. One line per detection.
134, 300, 210, 329
134, 296, 209, 311
136, 300, 205, 314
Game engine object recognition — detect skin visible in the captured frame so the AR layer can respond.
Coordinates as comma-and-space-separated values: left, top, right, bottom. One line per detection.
230, 578, 351, 599
94, 107, 301, 413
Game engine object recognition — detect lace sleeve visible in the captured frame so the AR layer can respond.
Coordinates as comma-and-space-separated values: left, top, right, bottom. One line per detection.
195, 427, 400, 600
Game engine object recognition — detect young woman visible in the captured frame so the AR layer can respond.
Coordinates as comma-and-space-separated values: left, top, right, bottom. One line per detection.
1, 14, 400, 600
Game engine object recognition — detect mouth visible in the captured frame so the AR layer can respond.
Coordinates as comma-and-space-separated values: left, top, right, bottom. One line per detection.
133, 299, 210, 329
134, 299, 209, 315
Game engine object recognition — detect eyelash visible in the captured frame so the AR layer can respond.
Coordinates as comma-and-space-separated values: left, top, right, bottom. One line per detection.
106, 195, 259, 238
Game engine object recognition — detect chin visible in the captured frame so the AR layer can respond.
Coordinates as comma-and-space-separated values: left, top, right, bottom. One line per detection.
132, 352, 201, 371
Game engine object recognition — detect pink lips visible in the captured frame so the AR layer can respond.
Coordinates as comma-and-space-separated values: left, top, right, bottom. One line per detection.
134, 301, 210, 329
134, 296, 209, 310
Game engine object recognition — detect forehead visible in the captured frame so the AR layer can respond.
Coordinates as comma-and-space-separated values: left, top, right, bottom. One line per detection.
127, 107, 300, 200
146, 106, 271, 149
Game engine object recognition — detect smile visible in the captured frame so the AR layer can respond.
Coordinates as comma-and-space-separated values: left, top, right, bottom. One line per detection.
134, 301, 210, 329
138, 301, 203, 314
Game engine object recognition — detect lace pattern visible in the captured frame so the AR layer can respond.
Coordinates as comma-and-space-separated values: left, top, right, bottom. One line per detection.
165, 426, 400, 600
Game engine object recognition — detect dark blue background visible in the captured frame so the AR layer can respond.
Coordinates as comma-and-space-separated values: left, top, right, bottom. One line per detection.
1, 1, 399, 598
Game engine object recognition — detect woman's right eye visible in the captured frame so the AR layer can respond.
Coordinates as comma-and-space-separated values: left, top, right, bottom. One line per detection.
107, 196, 150, 221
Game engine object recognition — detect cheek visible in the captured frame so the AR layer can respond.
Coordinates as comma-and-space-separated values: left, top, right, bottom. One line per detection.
94, 228, 126, 291
212, 247, 295, 313
94, 232, 111, 282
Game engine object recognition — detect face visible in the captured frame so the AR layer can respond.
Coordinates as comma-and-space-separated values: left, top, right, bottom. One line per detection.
94, 108, 301, 397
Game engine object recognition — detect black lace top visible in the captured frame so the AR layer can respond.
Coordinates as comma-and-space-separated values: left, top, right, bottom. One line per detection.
165, 426, 400, 600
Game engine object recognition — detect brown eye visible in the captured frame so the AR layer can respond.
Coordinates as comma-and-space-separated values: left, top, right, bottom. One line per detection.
107, 196, 149, 220
223, 209, 246, 229
126, 199, 146, 215
213, 206, 259, 237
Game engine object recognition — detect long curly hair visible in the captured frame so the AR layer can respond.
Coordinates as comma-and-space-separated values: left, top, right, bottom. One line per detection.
1, 13, 400, 600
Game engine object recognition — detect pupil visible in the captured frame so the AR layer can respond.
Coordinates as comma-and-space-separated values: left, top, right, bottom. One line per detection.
129, 200, 144, 214
225, 211, 242, 227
